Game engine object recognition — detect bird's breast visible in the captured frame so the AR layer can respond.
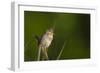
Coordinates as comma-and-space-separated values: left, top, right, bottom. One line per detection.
45, 35, 53, 45
40, 34, 53, 48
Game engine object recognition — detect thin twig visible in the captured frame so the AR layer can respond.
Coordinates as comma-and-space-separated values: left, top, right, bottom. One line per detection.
57, 41, 66, 60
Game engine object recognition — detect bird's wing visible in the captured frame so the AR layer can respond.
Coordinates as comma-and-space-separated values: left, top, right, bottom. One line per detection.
33, 34, 41, 45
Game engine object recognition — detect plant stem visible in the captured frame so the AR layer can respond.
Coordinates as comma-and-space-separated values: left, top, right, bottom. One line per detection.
37, 47, 41, 61
57, 41, 66, 60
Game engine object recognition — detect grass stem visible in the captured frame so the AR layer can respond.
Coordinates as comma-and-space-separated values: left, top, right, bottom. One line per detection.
37, 47, 41, 61
57, 41, 66, 60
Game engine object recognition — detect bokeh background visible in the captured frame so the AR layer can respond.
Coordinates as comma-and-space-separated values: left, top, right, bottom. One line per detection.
24, 11, 90, 61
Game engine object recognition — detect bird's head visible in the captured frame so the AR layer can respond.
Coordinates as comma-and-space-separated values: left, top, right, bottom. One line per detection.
46, 28, 54, 36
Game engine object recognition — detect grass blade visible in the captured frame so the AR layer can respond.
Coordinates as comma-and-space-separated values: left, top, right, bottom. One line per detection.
57, 41, 66, 60
37, 47, 41, 61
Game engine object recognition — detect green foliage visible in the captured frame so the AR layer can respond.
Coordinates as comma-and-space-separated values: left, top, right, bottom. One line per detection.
24, 11, 90, 61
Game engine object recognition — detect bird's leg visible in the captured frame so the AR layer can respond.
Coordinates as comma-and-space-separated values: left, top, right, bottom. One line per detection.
44, 48, 49, 60
41, 48, 45, 60
41, 48, 48, 60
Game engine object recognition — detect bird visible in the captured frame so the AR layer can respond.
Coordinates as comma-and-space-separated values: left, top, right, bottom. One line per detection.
34, 28, 54, 60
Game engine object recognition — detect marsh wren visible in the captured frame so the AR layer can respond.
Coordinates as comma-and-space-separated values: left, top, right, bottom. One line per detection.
39, 28, 54, 60
35, 28, 54, 60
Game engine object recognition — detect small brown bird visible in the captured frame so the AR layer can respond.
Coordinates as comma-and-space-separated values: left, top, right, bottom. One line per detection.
37, 28, 54, 60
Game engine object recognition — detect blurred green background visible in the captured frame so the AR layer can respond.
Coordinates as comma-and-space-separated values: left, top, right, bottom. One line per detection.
24, 11, 90, 61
